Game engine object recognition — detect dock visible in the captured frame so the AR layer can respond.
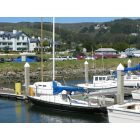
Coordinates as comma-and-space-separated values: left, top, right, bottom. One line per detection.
0, 88, 26, 100
0, 86, 137, 106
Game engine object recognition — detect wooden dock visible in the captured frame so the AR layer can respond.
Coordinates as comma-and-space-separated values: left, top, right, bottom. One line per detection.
0, 88, 26, 100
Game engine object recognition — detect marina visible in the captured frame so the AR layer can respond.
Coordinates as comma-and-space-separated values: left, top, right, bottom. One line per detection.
1, 17, 140, 123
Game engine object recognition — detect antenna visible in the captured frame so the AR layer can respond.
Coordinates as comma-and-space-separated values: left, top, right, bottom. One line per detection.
52, 17, 55, 81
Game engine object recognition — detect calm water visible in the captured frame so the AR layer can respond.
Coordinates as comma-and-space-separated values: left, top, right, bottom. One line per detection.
0, 98, 108, 123
0, 78, 109, 123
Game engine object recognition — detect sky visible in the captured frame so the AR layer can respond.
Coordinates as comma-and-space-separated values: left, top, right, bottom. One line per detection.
0, 17, 139, 23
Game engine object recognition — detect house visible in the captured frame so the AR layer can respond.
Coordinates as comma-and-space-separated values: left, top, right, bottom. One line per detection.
29, 36, 40, 51
94, 48, 119, 58
0, 30, 40, 51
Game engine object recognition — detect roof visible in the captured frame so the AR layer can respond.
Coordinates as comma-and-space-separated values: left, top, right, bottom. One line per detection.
30, 38, 40, 43
95, 48, 117, 52
0, 30, 29, 38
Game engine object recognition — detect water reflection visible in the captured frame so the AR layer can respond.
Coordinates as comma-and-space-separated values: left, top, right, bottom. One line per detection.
0, 98, 109, 123
15, 101, 22, 122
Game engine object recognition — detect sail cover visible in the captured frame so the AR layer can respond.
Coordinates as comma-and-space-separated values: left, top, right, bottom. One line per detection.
53, 81, 85, 95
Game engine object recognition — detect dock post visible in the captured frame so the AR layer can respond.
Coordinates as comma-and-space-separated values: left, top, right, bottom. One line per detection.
84, 61, 89, 85
117, 63, 124, 104
24, 62, 30, 98
127, 59, 131, 74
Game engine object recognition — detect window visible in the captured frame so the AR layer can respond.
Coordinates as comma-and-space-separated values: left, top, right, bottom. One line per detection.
95, 77, 98, 81
22, 36, 24, 40
8, 42, 12, 45
102, 77, 106, 80
99, 77, 103, 81
2, 43, 7, 45
23, 43, 27, 45
17, 43, 21, 45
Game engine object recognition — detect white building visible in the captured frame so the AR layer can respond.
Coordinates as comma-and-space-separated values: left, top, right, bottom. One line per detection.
0, 30, 40, 51
29, 36, 40, 51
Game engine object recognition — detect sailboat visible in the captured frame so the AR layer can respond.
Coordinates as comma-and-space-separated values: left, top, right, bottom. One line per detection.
27, 17, 107, 115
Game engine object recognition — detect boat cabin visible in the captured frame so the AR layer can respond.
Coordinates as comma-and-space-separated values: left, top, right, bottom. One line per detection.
93, 75, 115, 83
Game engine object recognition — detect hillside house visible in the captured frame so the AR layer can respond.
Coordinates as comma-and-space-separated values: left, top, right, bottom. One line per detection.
0, 30, 40, 51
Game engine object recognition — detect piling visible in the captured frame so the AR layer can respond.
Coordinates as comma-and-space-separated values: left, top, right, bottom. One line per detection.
127, 59, 131, 74
116, 63, 124, 105
24, 62, 30, 98
84, 61, 89, 85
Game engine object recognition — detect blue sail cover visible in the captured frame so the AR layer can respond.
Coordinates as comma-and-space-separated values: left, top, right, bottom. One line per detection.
52, 81, 85, 95
124, 63, 140, 72
113, 63, 140, 78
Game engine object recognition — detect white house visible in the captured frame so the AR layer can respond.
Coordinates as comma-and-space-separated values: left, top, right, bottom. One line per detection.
0, 30, 40, 51
29, 36, 40, 51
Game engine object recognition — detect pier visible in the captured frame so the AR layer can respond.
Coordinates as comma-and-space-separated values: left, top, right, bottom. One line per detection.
0, 87, 26, 100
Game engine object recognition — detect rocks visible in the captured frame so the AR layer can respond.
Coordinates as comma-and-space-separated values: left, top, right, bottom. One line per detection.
0, 68, 110, 84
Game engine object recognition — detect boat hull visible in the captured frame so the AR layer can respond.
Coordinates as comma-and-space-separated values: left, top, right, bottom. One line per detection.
108, 109, 140, 123
27, 96, 107, 115
131, 90, 140, 100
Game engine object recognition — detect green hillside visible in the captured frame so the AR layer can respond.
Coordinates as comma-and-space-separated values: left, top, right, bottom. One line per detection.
1, 18, 140, 52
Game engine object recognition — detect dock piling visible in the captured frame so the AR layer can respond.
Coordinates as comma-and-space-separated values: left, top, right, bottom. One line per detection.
84, 61, 89, 85
116, 63, 124, 105
24, 62, 30, 98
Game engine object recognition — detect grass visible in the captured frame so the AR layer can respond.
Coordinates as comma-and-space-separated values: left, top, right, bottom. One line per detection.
0, 57, 139, 73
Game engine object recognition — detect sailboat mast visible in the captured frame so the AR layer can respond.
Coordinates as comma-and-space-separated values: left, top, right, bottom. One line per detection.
41, 17, 44, 81
52, 17, 55, 81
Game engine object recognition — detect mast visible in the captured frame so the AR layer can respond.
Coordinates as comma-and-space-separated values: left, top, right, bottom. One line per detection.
52, 17, 55, 81
41, 17, 44, 81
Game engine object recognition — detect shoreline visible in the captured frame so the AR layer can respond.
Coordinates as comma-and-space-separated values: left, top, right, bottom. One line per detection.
0, 68, 110, 84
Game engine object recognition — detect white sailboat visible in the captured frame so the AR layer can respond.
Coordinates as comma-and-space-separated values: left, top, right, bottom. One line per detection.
27, 17, 107, 115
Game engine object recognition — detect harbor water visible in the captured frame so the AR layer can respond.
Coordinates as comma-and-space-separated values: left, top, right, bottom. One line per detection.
0, 78, 109, 123
0, 98, 108, 123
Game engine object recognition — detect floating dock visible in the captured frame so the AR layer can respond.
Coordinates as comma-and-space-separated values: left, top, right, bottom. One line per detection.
0, 88, 26, 100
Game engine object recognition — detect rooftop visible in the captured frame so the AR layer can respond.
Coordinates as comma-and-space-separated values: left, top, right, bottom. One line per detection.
95, 48, 117, 52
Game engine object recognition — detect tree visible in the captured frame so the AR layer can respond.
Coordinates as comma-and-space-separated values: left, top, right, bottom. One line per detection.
3, 46, 10, 53
42, 40, 49, 47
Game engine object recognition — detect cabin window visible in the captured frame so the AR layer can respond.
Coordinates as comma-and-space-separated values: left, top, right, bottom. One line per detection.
38, 85, 42, 86
126, 76, 131, 79
95, 77, 98, 81
43, 85, 46, 87
99, 77, 102, 81
102, 77, 106, 80
133, 76, 137, 79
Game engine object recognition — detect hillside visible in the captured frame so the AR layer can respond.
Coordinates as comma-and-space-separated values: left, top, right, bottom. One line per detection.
1, 18, 140, 52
